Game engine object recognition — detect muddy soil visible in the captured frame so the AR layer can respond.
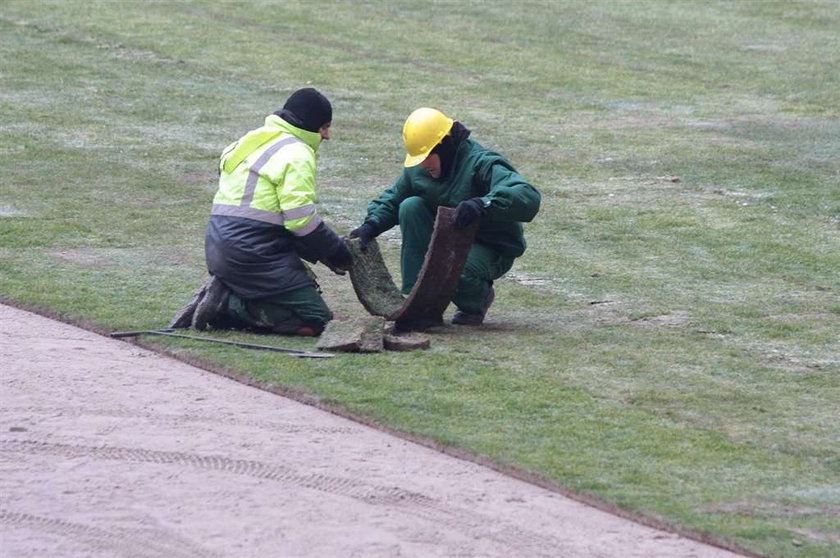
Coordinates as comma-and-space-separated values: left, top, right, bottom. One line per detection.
0, 304, 744, 557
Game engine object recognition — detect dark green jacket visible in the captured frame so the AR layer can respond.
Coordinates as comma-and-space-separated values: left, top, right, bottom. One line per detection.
365, 138, 540, 257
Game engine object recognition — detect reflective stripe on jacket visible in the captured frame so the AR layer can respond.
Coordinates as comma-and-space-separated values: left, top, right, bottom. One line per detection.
212, 114, 323, 236
204, 115, 344, 299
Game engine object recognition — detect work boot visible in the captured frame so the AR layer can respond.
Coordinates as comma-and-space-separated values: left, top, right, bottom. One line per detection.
452, 287, 495, 326
191, 276, 230, 331
168, 278, 212, 329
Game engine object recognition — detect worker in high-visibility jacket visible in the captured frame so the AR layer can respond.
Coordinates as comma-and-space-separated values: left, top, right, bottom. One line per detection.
349, 107, 540, 329
170, 88, 352, 336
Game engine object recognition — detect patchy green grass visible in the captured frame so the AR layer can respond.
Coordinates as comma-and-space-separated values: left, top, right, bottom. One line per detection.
1, 1, 838, 556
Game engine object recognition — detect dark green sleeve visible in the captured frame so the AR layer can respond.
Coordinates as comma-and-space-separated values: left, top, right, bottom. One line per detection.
364, 169, 413, 233
475, 156, 541, 223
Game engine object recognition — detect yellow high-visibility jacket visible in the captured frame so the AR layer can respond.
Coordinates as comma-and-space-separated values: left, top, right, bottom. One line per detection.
204, 115, 344, 298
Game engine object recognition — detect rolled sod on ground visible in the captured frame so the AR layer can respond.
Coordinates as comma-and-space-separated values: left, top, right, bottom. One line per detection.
316, 317, 430, 352
317, 316, 385, 353
383, 328, 431, 351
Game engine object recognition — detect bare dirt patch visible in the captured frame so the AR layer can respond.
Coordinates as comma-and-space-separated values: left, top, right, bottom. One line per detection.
1, 304, 744, 557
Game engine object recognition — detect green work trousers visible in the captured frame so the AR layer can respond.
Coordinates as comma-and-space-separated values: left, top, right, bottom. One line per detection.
398, 196, 514, 314
224, 284, 332, 334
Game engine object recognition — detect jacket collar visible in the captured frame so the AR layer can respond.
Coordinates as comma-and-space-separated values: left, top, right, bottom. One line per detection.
220, 115, 322, 173
265, 114, 322, 151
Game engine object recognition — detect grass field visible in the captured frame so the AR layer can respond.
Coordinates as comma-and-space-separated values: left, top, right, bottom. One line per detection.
1, 1, 838, 556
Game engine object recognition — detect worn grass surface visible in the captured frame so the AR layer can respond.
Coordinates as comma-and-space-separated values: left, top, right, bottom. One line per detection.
1, 2, 838, 556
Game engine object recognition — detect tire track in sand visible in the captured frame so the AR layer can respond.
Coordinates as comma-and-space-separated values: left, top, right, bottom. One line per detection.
3, 439, 566, 555
1, 405, 361, 434
0, 510, 219, 558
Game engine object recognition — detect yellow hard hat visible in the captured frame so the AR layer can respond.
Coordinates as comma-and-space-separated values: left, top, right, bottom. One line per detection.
402, 107, 454, 167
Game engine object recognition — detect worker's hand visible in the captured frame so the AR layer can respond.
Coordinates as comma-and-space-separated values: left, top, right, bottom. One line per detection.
454, 198, 487, 229
325, 241, 353, 274
348, 222, 378, 252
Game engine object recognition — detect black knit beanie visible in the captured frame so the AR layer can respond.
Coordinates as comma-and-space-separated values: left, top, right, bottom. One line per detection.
275, 88, 332, 133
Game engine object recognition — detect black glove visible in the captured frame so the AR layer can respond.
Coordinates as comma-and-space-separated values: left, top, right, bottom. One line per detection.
325, 241, 353, 274
454, 198, 487, 229
348, 222, 378, 252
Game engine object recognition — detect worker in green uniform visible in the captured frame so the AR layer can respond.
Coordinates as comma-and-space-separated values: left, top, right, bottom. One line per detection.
350, 107, 541, 328
170, 88, 351, 336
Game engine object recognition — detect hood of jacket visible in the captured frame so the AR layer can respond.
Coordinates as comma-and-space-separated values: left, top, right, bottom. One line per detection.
221, 114, 322, 174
